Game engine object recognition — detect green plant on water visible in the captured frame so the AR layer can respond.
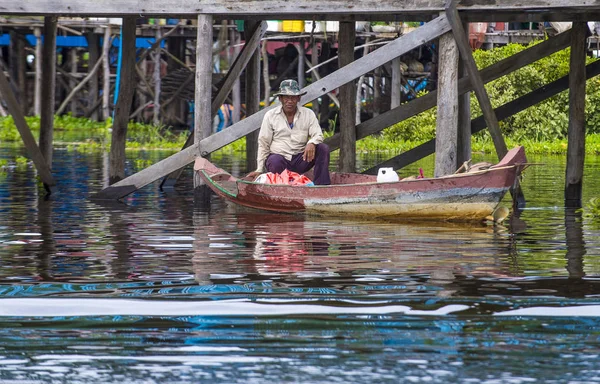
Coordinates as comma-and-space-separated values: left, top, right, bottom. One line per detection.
14, 156, 29, 169
582, 198, 600, 220
134, 158, 154, 169
0, 158, 8, 172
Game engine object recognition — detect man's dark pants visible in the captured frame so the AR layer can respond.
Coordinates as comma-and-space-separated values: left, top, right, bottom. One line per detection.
265, 143, 331, 185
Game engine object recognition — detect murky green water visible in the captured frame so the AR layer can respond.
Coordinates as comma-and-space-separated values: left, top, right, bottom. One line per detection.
1, 145, 600, 383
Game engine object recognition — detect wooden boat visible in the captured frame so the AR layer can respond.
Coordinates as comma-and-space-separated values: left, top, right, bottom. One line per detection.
194, 146, 528, 221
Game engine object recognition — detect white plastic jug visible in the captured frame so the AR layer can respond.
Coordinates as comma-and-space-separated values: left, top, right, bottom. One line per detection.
377, 167, 399, 182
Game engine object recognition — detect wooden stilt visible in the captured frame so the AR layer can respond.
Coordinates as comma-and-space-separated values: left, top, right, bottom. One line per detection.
391, 57, 402, 109
244, 20, 261, 173
102, 26, 112, 120
109, 16, 137, 185
457, 21, 471, 166
355, 38, 369, 125
39, 16, 57, 168
445, 1, 507, 160
434, 30, 459, 177
297, 38, 305, 88
338, 21, 356, 173
69, 48, 78, 114
86, 32, 100, 121
166, 35, 186, 125
231, 27, 241, 124
565, 21, 587, 207
0, 65, 56, 191
193, 14, 214, 189
261, 39, 270, 107
153, 27, 162, 125
9, 31, 26, 109
34, 27, 43, 116
373, 66, 382, 117
311, 37, 319, 116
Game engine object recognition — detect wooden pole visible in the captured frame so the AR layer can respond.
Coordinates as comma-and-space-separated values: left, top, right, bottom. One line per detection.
194, 14, 214, 188
261, 39, 270, 107
297, 39, 305, 88
373, 66, 382, 117
153, 27, 162, 125
69, 48, 78, 114
9, 31, 26, 110
565, 21, 587, 207
109, 16, 137, 185
0, 65, 56, 191
39, 16, 57, 168
445, 1, 507, 160
231, 27, 241, 124
102, 26, 111, 120
338, 21, 356, 173
166, 35, 186, 125
457, 21, 471, 165
86, 31, 100, 121
34, 27, 43, 116
391, 57, 402, 109
355, 38, 370, 125
434, 29, 459, 177
311, 38, 319, 116
245, 20, 261, 173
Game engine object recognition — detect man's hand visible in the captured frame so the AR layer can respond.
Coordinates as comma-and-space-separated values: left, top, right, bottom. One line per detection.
303, 143, 316, 163
244, 171, 261, 181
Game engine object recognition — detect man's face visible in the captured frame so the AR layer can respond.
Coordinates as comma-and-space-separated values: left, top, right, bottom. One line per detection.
280, 95, 300, 114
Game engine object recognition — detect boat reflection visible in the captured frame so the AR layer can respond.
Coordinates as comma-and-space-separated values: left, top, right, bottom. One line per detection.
192, 207, 523, 296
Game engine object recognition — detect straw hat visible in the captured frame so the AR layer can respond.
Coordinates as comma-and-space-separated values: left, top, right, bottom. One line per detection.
273, 79, 307, 96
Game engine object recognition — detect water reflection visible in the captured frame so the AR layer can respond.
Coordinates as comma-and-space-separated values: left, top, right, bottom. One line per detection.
565, 207, 585, 279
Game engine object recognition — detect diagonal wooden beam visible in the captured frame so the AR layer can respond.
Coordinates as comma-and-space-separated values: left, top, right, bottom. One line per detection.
97, 15, 452, 199
160, 20, 268, 188
362, 59, 600, 175
0, 67, 56, 192
445, 0, 507, 159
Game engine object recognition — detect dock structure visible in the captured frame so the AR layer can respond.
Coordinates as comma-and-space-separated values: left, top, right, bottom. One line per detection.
0, 1, 598, 207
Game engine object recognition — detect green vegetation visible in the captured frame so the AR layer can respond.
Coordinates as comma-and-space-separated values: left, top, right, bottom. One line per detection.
381, 41, 600, 155
0, 114, 187, 152
582, 197, 600, 220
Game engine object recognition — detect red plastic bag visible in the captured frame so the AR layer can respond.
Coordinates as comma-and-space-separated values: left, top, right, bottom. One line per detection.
265, 169, 313, 186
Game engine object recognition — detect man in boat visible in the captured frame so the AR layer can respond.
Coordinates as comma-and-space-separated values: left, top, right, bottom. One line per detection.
246, 79, 331, 185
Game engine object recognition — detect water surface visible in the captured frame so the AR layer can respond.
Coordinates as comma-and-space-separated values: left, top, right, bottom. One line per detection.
1, 146, 600, 383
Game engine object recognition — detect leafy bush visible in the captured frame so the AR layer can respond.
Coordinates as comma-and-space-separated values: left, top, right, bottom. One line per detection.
383, 41, 599, 145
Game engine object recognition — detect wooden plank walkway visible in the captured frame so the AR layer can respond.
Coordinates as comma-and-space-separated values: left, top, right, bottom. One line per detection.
3, 0, 600, 21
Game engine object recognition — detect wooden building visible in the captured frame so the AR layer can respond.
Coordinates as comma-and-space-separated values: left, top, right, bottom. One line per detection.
0, 1, 598, 207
